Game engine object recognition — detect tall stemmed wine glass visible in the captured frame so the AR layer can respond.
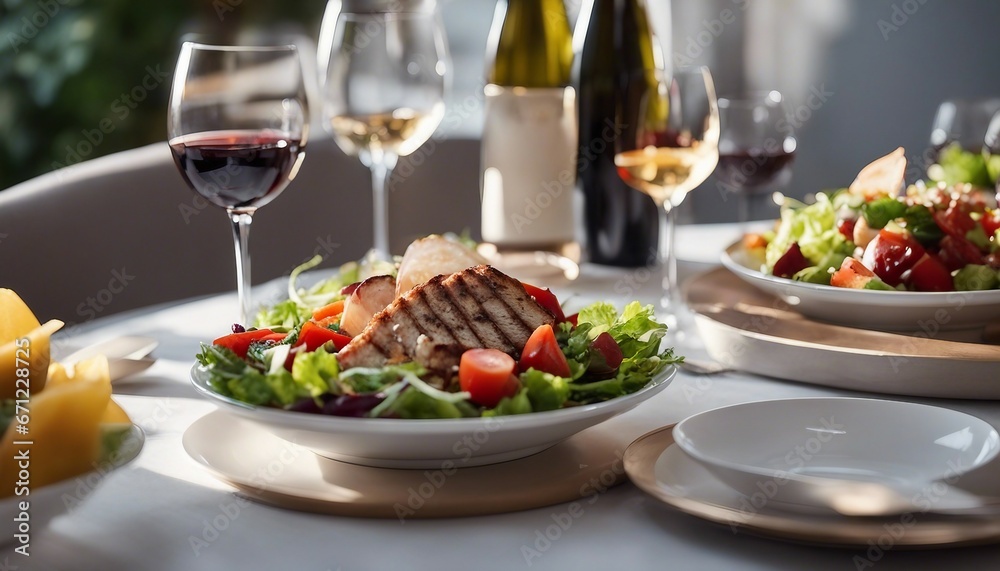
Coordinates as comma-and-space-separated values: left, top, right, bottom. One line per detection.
614, 67, 719, 329
716, 92, 796, 232
319, 0, 448, 260
928, 98, 1000, 186
169, 43, 308, 326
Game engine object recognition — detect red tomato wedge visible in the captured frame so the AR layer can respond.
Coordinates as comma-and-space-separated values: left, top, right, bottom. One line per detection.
520, 324, 572, 378
459, 349, 519, 408
588, 332, 624, 375
905, 253, 953, 292
296, 321, 352, 352
521, 282, 567, 322
830, 257, 874, 289
939, 234, 985, 271
213, 329, 275, 358
312, 300, 346, 322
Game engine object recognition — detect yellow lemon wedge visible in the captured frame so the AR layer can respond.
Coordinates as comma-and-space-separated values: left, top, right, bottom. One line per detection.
0, 319, 63, 399
849, 147, 907, 201
0, 289, 41, 342
1, 355, 120, 497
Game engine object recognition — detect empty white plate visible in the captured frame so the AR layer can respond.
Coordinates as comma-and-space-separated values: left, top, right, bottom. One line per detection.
673, 398, 1000, 515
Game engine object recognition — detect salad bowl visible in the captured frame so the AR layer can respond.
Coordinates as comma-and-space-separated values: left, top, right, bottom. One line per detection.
723, 241, 1000, 331
191, 364, 676, 469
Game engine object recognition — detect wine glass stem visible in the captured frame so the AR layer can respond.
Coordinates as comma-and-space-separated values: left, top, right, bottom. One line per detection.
659, 203, 679, 314
370, 160, 391, 260
229, 210, 254, 326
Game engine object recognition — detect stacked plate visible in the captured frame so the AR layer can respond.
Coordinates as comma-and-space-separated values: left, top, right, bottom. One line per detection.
625, 398, 1000, 548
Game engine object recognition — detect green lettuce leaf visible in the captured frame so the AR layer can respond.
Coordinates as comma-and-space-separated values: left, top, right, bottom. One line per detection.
765, 193, 854, 275
291, 349, 340, 398
520, 368, 570, 412
483, 388, 533, 417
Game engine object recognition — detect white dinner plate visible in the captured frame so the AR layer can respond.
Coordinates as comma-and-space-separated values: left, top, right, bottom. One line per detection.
624, 426, 1000, 548
0, 424, 144, 547
722, 241, 1000, 331
673, 398, 1000, 515
183, 408, 642, 518
190, 364, 676, 469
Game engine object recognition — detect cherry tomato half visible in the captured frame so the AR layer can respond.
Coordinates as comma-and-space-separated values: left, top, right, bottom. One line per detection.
459, 349, 520, 408
520, 324, 572, 378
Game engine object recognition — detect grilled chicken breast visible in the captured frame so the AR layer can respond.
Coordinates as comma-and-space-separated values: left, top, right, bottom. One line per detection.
337, 265, 555, 373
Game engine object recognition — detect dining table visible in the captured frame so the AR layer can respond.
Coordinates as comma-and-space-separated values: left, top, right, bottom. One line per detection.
10, 223, 1000, 571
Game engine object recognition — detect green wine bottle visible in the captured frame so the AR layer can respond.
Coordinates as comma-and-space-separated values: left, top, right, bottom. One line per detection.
574, 0, 663, 267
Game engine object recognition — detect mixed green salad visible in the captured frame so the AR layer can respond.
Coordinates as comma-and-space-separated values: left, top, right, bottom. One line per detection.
747, 149, 1000, 292
196, 257, 680, 420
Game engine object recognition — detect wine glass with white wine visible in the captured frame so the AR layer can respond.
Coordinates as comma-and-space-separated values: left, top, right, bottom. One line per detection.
319, 0, 448, 261
614, 66, 719, 333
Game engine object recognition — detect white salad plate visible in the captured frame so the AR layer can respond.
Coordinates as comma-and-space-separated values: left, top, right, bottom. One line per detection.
624, 426, 1000, 548
722, 241, 1000, 331
0, 424, 144, 547
190, 364, 677, 469
673, 398, 1000, 516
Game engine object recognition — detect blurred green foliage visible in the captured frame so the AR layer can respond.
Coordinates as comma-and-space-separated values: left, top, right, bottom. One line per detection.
0, 0, 325, 190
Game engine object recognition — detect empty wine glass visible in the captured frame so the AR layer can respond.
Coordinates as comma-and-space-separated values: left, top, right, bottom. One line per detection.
716, 92, 796, 231
168, 43, 308, 325
930, 98, 1000, 153
614, 66, 719, 329
319, 0, 448, 260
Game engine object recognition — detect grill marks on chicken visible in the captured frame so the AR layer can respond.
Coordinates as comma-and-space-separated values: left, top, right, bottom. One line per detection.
337, 265, 555, 372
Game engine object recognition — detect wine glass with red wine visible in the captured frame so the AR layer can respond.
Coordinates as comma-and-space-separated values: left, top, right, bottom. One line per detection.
716, 92, 796, 229
168, 43, 308, 326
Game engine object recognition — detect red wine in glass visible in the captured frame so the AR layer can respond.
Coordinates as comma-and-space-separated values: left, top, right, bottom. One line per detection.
169, 129, 303, 211
715, 149, 795, 191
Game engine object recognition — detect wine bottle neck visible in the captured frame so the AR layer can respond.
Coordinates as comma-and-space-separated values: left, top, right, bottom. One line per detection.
486, 0, 573, 88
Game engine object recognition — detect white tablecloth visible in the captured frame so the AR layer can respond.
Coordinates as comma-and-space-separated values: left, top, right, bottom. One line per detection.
8, 224, 1000, 571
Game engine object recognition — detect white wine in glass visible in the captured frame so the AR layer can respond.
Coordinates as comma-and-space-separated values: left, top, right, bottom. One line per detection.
319, 0, 448, 261
614, 67, 719, 328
